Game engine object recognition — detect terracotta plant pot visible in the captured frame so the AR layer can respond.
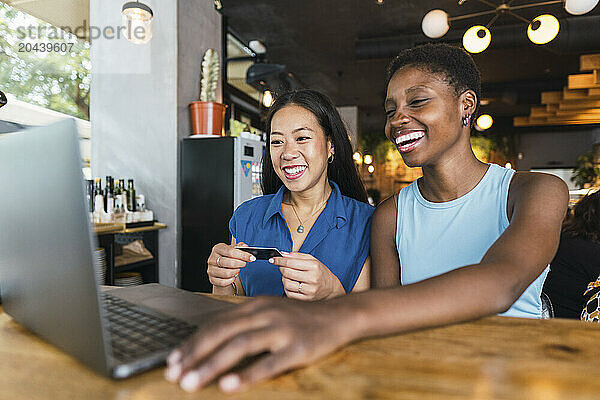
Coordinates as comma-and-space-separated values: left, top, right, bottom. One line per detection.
189, 101, 227, 135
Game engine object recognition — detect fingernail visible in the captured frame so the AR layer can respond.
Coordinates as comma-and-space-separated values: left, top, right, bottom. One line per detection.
164, 364, 181, 383
180, 371, 201, 392
220, 374, 241, 392
250, 256, 256, 262
268, 258, 274, 264
167, 350, 181, 365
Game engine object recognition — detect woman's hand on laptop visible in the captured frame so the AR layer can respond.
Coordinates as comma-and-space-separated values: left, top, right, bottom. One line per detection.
271, 253, 345, 300
207, 242, 255, 288
164, 296, 355, 393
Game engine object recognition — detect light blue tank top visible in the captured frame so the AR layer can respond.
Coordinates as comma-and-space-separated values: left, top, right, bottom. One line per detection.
395, 163, 548, 319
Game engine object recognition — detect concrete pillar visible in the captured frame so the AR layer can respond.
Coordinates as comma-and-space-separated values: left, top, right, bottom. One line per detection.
90, 0, 222, 286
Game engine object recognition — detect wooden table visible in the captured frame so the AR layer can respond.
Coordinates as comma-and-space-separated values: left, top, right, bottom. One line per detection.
2, 296, 600, 399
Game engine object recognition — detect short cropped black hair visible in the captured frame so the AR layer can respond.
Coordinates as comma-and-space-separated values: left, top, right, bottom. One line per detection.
386, 43, 482, 119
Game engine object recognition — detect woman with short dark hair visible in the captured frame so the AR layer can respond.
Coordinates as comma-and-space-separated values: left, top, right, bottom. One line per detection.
166, 44, 568, 393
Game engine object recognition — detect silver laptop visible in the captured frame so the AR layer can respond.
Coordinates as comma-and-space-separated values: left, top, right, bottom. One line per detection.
0, 120, 233, 378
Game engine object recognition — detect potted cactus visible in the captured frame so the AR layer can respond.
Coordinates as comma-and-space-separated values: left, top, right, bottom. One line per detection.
190, 49, 227, 135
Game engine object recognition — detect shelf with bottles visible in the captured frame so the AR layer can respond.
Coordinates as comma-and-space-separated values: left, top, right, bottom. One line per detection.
86, 176, 154, 225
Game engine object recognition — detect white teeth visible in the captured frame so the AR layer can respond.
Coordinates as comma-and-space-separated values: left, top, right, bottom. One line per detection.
283, 166, 306, 175
395, 131, 425, 145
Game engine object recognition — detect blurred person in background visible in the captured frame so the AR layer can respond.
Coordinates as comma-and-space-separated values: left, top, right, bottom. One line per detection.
543, 190, 600, 320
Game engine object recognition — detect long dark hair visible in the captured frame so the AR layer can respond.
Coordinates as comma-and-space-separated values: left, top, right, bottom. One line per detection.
562, 190, 600, 243
261, 89, 368, 203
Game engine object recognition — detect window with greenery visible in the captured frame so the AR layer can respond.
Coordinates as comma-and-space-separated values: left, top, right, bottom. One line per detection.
0, 2, 90, 120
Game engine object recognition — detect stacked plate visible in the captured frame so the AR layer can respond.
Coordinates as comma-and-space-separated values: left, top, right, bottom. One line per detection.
93, 248, 107, 284
114, 272, 143, 287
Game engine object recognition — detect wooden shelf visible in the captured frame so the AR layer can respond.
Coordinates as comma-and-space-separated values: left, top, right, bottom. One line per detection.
114, 258, 156, 272
95, 222, 165, 285
93, 222, 166, 235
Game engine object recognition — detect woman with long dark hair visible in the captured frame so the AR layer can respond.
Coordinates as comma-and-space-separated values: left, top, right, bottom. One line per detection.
206, 89, 373, 299
166, 44, 568, 393
544, 190, 600, 319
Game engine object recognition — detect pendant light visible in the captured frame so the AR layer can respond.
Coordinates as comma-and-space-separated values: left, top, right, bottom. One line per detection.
462, 26, 491, 54
421, 1, 598, 54
527, 14, 560, 45
422, 9, 450, 39
122, 1, 153, 45
564, 0, 599, 15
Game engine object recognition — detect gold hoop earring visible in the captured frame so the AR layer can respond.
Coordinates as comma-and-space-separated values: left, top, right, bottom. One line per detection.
328, 154, 334, 164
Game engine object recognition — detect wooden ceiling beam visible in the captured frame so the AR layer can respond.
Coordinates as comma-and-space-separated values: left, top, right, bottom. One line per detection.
568, 73, 600, 90
514, 116, 600, 127
563, 88, 589, 100
558, 99, 600, 111
580, 54, 600, 71
516, 54, 600, 127
541, 91, 562, 104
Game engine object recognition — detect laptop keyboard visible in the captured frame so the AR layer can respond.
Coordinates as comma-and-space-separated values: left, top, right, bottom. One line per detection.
101, 293, 197, 363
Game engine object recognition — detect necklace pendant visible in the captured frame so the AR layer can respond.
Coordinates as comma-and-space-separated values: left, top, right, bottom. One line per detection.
297, 225, 305, 234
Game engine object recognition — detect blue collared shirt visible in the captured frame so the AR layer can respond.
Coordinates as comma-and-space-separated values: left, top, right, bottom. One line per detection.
229, 181, 374, 297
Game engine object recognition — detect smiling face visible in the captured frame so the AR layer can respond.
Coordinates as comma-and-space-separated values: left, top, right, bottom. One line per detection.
384, 66, 474, 168
269, 105, 333, 194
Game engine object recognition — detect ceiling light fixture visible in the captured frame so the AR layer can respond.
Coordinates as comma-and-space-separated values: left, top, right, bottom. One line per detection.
422, 0, 598, 53
248, 40, 267, 55
122, 1, 154, 45
462, 25, 491, 53
564, 0, 599, 14
527, 14, 560, 44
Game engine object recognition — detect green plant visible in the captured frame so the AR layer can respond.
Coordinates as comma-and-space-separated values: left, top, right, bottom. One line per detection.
199, 49, 220, 102
571, 152, 600, 189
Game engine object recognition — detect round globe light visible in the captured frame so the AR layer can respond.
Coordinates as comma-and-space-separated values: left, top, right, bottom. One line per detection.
462, 25, 491, 54
368, 165, 375, 174
476, 114, 493, 130
422, 9, 450, 39
527, 14, 560, 45
364, 155, 373, 165
564, 0, 599, 15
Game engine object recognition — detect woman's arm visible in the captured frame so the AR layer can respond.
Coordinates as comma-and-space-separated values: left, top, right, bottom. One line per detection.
370, 195, 400, 288
350, 172, 569, 336
351, 257, 370, 292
